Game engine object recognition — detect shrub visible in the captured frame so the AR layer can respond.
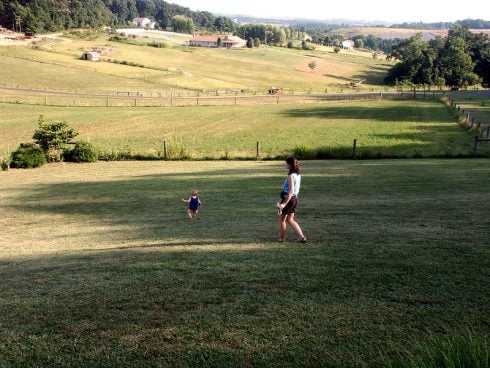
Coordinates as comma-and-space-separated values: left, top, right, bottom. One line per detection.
10, 143, 46, 169
1, 158, 10, 171
64, 141, 98, 163
33, 115, 78, 162
148, 41, 167, 48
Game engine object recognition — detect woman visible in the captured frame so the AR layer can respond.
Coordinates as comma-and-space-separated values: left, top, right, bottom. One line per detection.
277, 156, 307, 243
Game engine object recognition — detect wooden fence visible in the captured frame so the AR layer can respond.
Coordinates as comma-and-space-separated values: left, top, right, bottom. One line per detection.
0, 89, 448, 108
447, 96, 490, 155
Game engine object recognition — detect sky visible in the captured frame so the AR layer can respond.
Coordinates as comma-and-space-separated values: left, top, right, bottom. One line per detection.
170, 0, 490, 23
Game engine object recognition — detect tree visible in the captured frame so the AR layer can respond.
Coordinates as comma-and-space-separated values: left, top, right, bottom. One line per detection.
385, 33, 433, 85
172, 14, 195, 34
308, 60, 317, 71
246, 37, 253, 48
253, 38, 261, 48
214, 16, 235, 33
439, 26, 480, 87
32, 115, 78, 162
355, 38, 364, 49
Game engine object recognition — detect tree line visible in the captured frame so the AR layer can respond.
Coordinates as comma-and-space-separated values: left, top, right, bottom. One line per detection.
0, 0, 233, 33
385, 26, 490, 88
391, 19, 490, 30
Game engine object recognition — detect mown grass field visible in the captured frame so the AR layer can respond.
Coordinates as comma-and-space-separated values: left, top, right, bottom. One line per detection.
2, 99, 488, 160
0, 160, 489, 367
0, 35, 393, 93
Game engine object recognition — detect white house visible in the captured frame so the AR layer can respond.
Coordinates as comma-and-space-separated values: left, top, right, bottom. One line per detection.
341, 40, 355, 50
132, 17, 156, 29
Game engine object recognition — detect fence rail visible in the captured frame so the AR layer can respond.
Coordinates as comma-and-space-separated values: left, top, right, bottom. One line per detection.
0, 89, 449, 108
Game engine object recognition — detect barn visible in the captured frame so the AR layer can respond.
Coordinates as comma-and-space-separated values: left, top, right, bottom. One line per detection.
81, 51, 100, 62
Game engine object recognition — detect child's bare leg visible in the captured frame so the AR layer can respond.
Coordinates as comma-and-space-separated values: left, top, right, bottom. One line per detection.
187, 209, 193, 220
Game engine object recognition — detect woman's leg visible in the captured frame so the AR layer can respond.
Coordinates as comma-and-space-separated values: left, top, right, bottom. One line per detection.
286, 213, 306, 241
278, 215, 287, 241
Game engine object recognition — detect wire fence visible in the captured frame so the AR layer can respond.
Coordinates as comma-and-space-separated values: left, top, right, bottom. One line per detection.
0, 88, 449, 108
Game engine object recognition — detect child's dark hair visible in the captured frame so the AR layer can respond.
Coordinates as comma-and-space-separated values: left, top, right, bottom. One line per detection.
286, 156, 301, 175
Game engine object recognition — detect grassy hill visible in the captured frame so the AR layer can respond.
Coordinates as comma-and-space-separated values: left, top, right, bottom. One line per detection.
0, 33, 393, 94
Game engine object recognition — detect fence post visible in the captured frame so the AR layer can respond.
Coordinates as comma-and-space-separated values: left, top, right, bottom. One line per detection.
352, 139, 357, 158
163, 141, 167, 160
473, 136, 479, 156
256, 141, 260, 159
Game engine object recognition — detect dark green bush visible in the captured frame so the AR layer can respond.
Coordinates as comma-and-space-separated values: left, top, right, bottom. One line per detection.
64, 141, 98, 163
10, 143, 46, 169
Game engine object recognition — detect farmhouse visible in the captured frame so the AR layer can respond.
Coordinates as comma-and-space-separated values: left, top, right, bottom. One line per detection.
189, 35, 246, 48
341, 40, 355, 50
132, 17, 156, 29
81, 51, 100, 61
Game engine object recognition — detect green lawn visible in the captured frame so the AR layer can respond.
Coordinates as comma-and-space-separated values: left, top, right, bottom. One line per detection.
1, 99, 487, 160
0, 160, 489, 367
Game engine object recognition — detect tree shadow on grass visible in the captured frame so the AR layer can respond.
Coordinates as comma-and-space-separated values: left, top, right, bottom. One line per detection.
352, 64, 392, 85
280, 103, 453, 123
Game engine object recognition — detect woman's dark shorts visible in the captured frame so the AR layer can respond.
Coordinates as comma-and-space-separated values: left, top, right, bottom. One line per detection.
280, 195, 298, 215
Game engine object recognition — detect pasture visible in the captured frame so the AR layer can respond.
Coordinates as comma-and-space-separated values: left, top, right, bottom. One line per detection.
1, 99, 488, 160
0, 35, 393, 93
0, 159, 489, 367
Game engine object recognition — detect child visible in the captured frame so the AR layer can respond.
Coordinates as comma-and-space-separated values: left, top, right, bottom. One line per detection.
181, 190, 201, 220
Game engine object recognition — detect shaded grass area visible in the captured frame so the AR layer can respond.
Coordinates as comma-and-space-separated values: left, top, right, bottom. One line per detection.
0, 160, 489, 366
1, 99, 487, 159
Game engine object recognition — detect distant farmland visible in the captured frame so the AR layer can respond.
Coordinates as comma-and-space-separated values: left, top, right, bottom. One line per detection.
329, 27, 490, 40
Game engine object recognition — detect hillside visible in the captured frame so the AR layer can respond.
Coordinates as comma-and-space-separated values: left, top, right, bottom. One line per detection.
328, 26, 490, 40
0, 34, 393, 93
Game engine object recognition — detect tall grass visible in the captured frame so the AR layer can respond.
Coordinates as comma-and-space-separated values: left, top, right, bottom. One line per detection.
384, 330, 489, 368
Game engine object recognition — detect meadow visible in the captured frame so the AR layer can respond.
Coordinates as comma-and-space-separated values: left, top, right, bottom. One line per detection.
0, 34, 393, 94
2, 98, 488, 160
0, 159, 489, 367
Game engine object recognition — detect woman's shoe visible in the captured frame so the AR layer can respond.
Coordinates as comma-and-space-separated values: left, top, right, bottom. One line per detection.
299, 237, 307, 243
